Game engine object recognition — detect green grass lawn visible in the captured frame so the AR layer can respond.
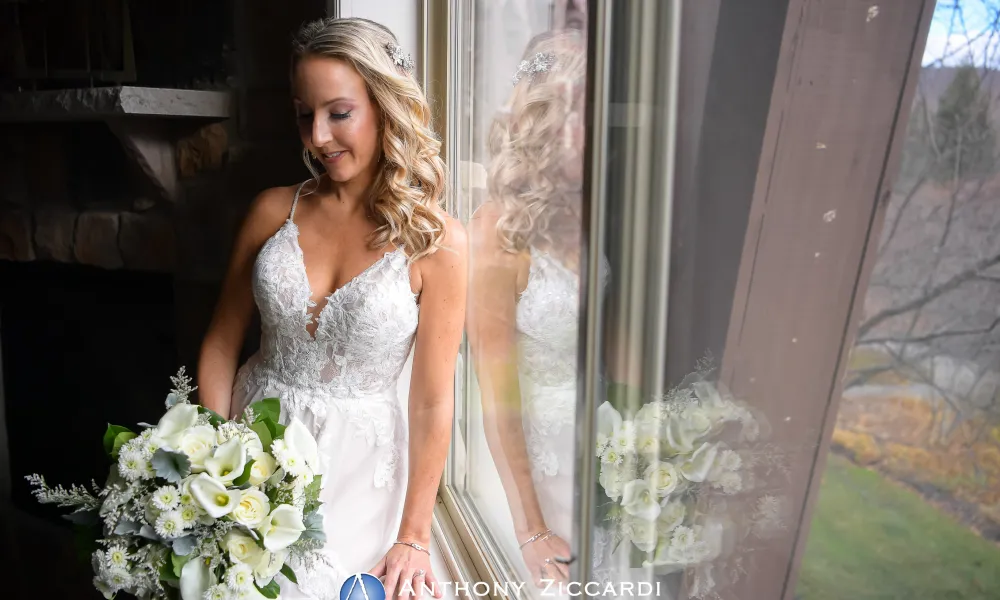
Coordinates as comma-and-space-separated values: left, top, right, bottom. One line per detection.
796, 454, 1000, 600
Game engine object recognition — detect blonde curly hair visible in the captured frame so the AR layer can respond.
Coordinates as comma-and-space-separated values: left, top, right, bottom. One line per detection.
488, 30, 587, 255
292, 17, 447, 261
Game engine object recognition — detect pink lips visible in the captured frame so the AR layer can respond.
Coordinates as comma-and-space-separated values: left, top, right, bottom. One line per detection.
320, 151, 345, 164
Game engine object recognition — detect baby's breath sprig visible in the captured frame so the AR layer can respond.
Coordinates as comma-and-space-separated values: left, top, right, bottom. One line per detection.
24, 473, 101, 511
167, 367, 197, 406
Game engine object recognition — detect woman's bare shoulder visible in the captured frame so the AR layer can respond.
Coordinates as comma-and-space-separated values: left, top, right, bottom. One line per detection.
238, 183, 303, 246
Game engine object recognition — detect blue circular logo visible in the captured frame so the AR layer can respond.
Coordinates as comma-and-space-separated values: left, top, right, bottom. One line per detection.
340, 573, 386, 600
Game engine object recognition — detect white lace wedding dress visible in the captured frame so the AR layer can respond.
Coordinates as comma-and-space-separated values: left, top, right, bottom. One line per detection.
516, 247, 582, 544
230, 182, 448, 599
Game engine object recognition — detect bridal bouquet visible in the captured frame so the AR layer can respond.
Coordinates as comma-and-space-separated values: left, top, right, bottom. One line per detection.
25, 369, 326, 600
595, 360, 789, 598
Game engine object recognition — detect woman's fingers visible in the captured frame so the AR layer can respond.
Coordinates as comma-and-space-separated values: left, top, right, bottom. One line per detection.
413, 570, 426, 600
384, 564, 402, 600
424, 566, 443, 599
370, 557, 387, 578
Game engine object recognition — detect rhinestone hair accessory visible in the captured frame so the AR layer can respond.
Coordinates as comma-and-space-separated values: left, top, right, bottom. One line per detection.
385, 42, 415, 74
512, 52, 557, 86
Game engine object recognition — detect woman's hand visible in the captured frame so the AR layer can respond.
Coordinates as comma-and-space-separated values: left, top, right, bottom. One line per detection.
520, 532, 571, 588
370, 543, 443, 600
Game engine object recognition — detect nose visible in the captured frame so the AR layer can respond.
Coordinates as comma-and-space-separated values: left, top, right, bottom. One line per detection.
311, 115, 333, 148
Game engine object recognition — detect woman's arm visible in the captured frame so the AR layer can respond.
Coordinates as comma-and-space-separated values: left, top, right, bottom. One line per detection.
374, 216, 467, 600
466, 207, 569, 585
197, 187, 291, 417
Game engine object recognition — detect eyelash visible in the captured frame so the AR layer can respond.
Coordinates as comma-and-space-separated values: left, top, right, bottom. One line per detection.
297, 111, 352, 122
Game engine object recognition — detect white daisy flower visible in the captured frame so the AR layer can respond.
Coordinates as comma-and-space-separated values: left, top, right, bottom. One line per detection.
118, 449, 146, 482
106, 543, 130, 572
152, 485, 181, 511
224, 562, 254, 592
179, 504, 202, 528
155, 510, 185, 539
204, 584, 231, 600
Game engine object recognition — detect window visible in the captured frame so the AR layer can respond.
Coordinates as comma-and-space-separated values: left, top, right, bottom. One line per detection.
436, 2, 956, 600
444, 0, 592, 591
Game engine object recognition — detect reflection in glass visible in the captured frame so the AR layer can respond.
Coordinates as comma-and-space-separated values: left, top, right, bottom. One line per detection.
467, 28, 587, 588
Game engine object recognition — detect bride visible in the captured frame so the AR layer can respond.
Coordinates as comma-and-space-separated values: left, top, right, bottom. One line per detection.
197, 17, 466, 600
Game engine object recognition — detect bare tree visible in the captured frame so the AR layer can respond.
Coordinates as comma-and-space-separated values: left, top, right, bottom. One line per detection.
846, 0, 1000, 444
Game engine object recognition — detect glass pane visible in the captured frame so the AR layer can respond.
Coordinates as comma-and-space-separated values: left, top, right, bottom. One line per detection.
798, 3, 1000, 598
449, 0, 590, 593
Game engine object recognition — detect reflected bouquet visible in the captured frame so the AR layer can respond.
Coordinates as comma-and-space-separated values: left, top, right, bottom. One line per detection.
25, 369, 326, 600
595, 360, 789, 598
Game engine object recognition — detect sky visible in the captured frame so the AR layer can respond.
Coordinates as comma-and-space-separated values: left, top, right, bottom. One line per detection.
922, 1, 1000, 66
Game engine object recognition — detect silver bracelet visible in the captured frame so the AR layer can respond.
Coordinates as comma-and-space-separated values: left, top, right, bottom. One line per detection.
394, 540, 430, 555
519, 528, 552, 549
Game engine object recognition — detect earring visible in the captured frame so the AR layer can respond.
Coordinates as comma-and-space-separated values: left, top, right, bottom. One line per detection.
302, 147, 322, 180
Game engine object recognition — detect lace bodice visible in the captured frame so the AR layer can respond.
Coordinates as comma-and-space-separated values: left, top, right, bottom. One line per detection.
516, 248, 581, 389
247, 190, 418, 399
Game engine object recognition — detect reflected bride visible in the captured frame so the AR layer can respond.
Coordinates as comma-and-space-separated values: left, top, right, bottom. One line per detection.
467, 30, 588, 588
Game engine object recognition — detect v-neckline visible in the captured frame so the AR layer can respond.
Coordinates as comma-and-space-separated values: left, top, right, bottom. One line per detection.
284, 220, 401, 340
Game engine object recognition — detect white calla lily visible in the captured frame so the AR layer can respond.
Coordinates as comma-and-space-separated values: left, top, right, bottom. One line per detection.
282, 418, 319, 473
189, 473, 240, 519
154, 404, 200, 448
254, 548, 290, 585
679, 442, 719, 483
180, 555, 216, 600
204, 438, 247, 484
621, 479, 662, 521
257, 504, 306, 551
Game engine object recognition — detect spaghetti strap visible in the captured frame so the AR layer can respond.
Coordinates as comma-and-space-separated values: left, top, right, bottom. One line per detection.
289, 181, 307, 222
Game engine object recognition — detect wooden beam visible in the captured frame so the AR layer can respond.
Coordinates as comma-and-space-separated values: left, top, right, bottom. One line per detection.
717, 1, 936, 599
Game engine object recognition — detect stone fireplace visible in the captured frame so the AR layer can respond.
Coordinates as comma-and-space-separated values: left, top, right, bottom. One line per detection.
0, 1, 328, 596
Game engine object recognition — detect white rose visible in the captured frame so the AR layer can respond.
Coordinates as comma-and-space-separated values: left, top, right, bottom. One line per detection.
621, 479, 661, 521
224, 531, 263, 565
204, 438, 248, 485
178, 426, 217, 472
249, 453, 278, 486
231, 489, 271, 528
644, 460, 680, 498
257, 505, 306, 551
189, 473, 240, 519
154, 404, 200, 449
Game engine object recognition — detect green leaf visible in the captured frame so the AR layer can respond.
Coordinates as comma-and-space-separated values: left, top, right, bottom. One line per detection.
197, 406, 226, 427
151, 449, 192, 483
303, 475, 323, 514
250, 421, 273, 453
171, 551, 193, 578
102, 425, 135, 456
273, 422, 286, 440
159, 559, 180, 585
256, 579, 281, 599
251, 398, 281, 424
233, 459, 256, 486
280, 564, 298, 584
301, 510, 326, 543
110, 431, 137, 459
